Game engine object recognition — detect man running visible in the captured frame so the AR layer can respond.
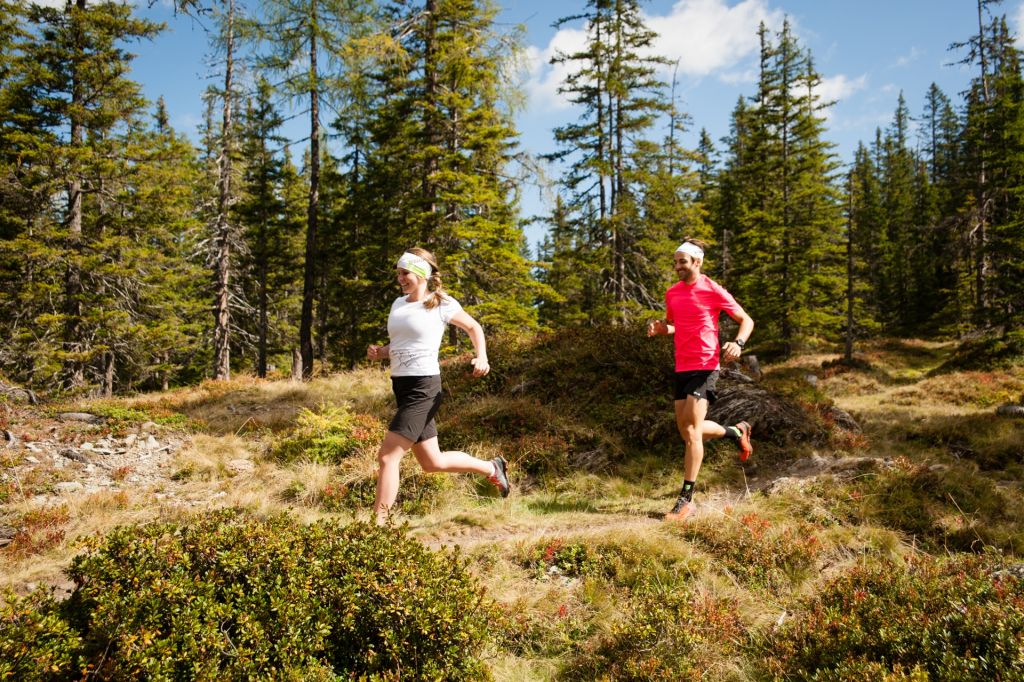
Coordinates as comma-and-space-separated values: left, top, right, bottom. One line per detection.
647, 238, 755, 522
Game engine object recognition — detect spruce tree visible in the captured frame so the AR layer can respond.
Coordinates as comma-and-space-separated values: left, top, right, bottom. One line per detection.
235, 77, 304, 377
352, 0, 537, 339
0, 0, 161, 390
256, 0, 372, 378
716, 20, 844, 354
545, 0, 670, 323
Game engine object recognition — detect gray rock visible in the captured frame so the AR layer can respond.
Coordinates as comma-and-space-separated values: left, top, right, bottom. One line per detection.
55, 481, 84, 493
992, 564, 1024, 580
59, 448, 90, 463
228, 459, 255, 474
996, 404, 1024, 418
57, 412, 101, 424
828, 406, 861, 432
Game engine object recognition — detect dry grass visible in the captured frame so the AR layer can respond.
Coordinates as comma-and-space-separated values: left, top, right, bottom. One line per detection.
3, 334, 1023, 680
117, 368, 393, 434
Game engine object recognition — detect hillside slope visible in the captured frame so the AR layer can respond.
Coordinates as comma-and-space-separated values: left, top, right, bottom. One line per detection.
2, 332, 1023, 680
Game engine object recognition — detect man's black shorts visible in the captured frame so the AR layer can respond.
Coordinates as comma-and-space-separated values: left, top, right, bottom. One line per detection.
389, 375, 443, 443
673, 370, 719, 403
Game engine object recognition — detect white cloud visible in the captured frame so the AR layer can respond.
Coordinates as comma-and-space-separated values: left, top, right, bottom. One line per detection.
1015, 2, 1024, 49
524, 0, 783, 111
890, 47, 923, 69
522, 25, 589, 111
720, 67, 758, 85
816, 73, 868, 105
646, 0, 783, 77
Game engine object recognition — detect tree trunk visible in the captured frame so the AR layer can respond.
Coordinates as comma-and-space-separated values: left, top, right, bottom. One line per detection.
62, 0, 87, 390
975, 0, 991, 322
102, 351, 114, 397
845, 179, 855, 362
422, 0, 440, 241
299, 10, 320, 380
213, 0, 236, 381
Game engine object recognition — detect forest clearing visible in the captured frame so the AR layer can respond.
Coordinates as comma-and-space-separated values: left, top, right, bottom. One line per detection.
3, 330, 1023, 679
4, 0, 1024, 677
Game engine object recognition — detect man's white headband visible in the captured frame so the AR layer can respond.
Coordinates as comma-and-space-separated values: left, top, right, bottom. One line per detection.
676, 242, 704, 260
397, 252, 431, 279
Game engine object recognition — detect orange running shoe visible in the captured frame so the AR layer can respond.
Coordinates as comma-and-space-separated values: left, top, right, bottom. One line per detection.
736, 421, 753, 462
664, 497, 694, 522
488, 456, 511, 498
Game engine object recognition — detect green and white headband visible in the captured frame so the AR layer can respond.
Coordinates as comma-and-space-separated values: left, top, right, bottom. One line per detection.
397, 252, 432, 279
676, 242, 704, 260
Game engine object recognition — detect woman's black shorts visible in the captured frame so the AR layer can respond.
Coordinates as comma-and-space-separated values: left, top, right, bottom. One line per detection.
389, 375, 443, 443
673, 370, 719, 403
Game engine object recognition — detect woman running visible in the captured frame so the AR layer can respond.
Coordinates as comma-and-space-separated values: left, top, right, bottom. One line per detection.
367, 247, 510, 524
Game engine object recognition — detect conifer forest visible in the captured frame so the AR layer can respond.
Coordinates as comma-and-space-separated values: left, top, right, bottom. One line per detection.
0, 0, 1021, 391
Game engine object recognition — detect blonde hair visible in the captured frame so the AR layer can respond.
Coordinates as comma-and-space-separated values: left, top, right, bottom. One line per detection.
406, 246, 448, 310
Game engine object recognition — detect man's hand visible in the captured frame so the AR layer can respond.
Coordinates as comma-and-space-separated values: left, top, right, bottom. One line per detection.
647, 320, 670, 337
470, 356, 490, 378
367, 344, 388, 361
722, 341, 742, 362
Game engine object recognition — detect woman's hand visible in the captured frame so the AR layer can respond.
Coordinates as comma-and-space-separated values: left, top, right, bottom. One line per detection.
470, 356, 490, 378
367, 344, 389, 361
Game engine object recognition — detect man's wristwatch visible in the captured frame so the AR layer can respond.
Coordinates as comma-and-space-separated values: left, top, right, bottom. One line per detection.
734, 338, 746, 348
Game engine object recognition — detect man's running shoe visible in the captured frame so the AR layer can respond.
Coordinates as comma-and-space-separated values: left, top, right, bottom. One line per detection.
664, 497, 694, 522
736, 421, 753, 462
488, 456, 511, 498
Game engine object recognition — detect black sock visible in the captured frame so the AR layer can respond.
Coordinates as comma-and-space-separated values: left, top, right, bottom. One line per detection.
678, 480, 696, 503
724, 425, 742, 440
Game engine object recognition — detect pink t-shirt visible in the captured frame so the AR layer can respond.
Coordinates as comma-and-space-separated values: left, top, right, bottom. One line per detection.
665, 275, 743, 371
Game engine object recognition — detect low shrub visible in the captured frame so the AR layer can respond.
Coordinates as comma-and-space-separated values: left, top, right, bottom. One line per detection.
0, 589, 81, 681
442, 397, 616, 479
936, 329, 1024, 372
521, 538, 602, 579
271, 404, 385, 464
852, 460, 1024, 554
2, 505, 70, 561
78, 404, 194, 431
3, 509, 496, 680
561, 588, 744, 680
318, 466, 455, 515
903, 413, 1024, 471
762, 553, 1024, 680
677, 511, 824, 593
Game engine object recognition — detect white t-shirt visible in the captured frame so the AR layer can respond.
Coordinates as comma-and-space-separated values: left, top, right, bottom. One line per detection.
387, 294, 464, 376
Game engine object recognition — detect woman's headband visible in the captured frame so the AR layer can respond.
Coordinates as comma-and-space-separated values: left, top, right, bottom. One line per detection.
397, 252, 432, 279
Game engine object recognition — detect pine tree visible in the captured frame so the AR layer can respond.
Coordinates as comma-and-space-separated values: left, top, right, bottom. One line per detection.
844, 145, 884, 358
878, 93, 918, 330
350, 0, 538, 340
0, 0, 162, 390
256, 0, 372, 378
545, 0, 670, 323
717, 20, 844, 354
235, 77, 304, 377
982, 17, 1024, 328
951, 0, 1005, 325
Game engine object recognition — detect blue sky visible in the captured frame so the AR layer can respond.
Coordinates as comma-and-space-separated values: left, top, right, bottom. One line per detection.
69, 0, 1024, 248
